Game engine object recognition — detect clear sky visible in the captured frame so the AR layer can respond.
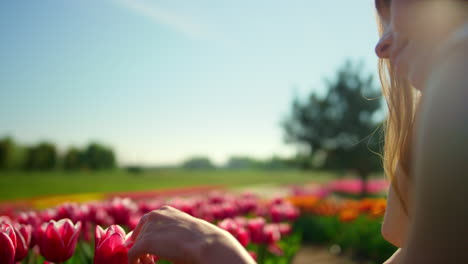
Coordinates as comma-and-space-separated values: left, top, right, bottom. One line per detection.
0, 0, 381, 166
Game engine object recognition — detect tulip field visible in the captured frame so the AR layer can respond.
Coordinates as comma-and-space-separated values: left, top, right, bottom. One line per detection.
0, 174, 396, 264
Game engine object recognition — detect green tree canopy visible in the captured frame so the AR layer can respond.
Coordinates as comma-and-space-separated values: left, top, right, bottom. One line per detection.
0, 137, 16, 170
181, 156, 216, 170
282, 60, 384, 194
63, 147, 84, 170
82, 143, 116, 170
24, 142, 58, 170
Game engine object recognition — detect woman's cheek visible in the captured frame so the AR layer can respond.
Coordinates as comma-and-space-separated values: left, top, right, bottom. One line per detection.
390, 0, 412, 33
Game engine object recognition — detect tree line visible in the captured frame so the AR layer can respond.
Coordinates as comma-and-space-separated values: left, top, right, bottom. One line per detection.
0, 138, 116, 171
176, 155, 295, 171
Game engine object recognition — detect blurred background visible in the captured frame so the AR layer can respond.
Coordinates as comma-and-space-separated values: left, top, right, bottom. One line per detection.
0, 1, 396, 263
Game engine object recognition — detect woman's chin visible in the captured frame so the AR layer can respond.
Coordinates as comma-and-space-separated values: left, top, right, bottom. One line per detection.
408, 65, 430, 93
395, 61, 425, 92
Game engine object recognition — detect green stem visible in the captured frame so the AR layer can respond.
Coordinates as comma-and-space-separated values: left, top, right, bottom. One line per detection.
257, 244, 266, 264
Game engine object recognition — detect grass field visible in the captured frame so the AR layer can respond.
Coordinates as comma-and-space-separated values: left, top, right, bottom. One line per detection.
0, 169, 336, 201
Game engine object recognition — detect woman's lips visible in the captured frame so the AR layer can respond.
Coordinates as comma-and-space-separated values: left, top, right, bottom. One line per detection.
390, 41, 407, 64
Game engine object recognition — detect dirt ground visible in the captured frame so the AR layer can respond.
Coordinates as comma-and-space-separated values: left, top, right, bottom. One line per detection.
292, 245, 356, 264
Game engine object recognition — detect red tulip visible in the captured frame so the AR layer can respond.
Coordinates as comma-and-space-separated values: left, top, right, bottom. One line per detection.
37, 219, 81, 263
13, 224, 32, 261
0, 223, 17, 264
94, 225, 156, 264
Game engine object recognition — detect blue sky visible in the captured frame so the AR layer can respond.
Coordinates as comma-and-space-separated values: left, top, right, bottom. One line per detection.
0, 0, 381, 166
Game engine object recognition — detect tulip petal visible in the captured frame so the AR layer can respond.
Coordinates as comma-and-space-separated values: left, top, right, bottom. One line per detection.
95, 225, 106, 246
39, 221, 67, 262
101, 232, 126, 252
13, 226, 29, 261
1, 224, 17, 249
65, 222, 81, 258
58, 219, 75, 243
0, 232, 15, 264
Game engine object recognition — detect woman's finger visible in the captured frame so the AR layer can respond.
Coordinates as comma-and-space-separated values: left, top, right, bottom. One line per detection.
139, 254, 155, 264
130, 213, 150, 241
128, 238, 149, 264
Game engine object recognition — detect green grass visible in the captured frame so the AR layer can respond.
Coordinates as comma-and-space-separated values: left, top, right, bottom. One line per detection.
0, 169, 334, 201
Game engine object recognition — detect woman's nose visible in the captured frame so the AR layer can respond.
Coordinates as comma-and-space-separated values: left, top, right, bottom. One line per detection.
375, 32, 393, 59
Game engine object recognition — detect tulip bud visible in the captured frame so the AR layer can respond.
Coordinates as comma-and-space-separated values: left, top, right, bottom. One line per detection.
94, 225, 157, 264
0, 223, 17, 264
37, 219, 81, 263
94, 225, 130, 264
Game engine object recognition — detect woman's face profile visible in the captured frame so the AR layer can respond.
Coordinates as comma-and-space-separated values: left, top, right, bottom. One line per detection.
375, 0, 466, 90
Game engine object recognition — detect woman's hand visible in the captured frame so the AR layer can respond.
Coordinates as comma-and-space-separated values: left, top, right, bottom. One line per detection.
127, 205, 256, 264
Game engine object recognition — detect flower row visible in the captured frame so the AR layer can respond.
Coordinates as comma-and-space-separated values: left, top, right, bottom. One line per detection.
0, 192, 300, 263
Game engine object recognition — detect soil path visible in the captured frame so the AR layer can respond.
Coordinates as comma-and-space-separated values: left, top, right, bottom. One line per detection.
292, 246, 355, 264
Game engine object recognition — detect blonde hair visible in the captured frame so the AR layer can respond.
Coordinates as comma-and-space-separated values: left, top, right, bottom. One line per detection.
376, 19, 420, 216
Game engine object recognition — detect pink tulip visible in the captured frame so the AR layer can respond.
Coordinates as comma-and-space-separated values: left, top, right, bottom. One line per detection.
168, 198, 196, 216
0, 216, 13, 225
268, 243, 284, 256
263, 224, 281, 244
236, 227, 250, 247
270, 203, 299, 222
247, 217, 266, 244
37, 219, 81, 263
233, 216, 248, 227
0, 224, 16, 264
236, 197, 258, 215
94, 225, 156, 264
55, 203, 85, 223
278, 223, 292, 236
40, 208, 58, 222
13, 224, 32, 261
248, 251, 258, 261
106, 198, 137, 226
17, 211, 41, 247
218, 218, 250, 247
138, 199, 163, 214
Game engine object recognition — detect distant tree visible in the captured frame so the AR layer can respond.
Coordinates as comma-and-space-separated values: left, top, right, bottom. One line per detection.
260, 155, 296, 170
0, 137, 15, 170
181, 156, 216, 170
63, 147, 84, 170
282, 60, 384, 195
24, 142, 58, 170
82, 143, 116, 170
224, 156, 255, 170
